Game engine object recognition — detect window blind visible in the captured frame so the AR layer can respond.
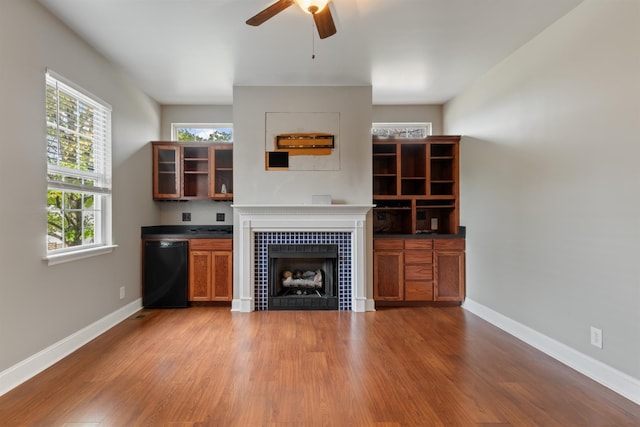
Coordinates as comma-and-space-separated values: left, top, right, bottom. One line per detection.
46, 70, 112, 195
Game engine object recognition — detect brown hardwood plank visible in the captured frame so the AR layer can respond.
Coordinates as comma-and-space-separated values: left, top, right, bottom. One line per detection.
0, 307, 638, 426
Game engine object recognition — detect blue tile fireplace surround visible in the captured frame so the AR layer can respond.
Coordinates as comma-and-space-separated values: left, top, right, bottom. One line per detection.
254, 231, 352, 310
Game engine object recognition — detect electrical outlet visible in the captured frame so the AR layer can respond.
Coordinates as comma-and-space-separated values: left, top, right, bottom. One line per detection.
182, 212, 191, 222
590, 326, 603, 349
119, 286, 125, 300
216, 213, 225, 222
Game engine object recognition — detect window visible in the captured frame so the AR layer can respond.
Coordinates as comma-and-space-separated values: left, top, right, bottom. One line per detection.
372, 122, 432, 139
171, 123, 233, 142
45, 70, 113, 262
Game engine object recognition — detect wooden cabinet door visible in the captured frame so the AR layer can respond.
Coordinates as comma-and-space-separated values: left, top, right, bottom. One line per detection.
189, 250, 212, 301
211, 251, 233, 301
434, 251, 465, 301
209, 145, 233, 200
152, 144, 180, 199
189, 239, 233, 302
374, 251, 404, 300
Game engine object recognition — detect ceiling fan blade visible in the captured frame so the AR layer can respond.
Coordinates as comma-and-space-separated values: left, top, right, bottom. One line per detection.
313, 5, 337, 39
246, 0, 295, 26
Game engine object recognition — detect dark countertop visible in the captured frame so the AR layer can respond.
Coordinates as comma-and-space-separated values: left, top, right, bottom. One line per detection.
374, 226, 465, 239
141, 224, 462, 239
141, 225, 233, 239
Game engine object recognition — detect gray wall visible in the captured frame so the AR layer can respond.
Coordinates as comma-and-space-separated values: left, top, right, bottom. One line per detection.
0, 0, 160, 372
232, 86, 373, 205
444, 0, 640, 378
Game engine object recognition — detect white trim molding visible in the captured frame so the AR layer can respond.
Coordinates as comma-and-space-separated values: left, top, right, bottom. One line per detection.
463, 298, 640, 405
0, 299, 142, 397
44, 244, 118, 266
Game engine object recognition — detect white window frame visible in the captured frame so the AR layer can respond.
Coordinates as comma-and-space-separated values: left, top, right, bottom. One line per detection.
44, 69, 115, 266
372, 122, 432, 139
171, 123, 233, 142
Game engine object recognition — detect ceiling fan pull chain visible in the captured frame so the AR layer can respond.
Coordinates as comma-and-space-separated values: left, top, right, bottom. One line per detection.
311, 19, 316, 59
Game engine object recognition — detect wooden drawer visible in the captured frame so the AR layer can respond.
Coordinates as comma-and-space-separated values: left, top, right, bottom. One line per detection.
434, 239, 465, 251
374, 239, 404, 250
404, 239, 433, 250
405, 281, 434, 301
404, 250, 433, 264
189, 239, 232, 251
405, 264, 433, 281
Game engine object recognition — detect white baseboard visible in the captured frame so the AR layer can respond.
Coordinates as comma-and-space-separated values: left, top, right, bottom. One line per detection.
0, 299, 142, 397
462, 298, 640, 406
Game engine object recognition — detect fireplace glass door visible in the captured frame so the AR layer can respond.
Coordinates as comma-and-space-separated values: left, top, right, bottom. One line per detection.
268, 244, 338, 310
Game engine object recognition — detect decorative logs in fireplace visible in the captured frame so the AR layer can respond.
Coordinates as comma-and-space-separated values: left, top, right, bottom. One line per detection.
268, 244, 338, 310
282, 269, 323, 291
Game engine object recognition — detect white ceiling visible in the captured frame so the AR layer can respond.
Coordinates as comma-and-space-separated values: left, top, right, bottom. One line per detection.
38, 0, 582, 105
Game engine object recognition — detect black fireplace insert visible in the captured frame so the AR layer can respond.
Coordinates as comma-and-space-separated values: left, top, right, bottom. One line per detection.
268, 244, 338, 310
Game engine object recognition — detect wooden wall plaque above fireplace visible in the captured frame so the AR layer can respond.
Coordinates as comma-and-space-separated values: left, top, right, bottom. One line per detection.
276, 133, 335, 149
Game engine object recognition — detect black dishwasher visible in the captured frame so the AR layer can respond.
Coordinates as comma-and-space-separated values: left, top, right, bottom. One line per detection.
143, 240, 189, 308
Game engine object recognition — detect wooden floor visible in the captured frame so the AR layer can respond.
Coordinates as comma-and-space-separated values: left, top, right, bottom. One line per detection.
1, 307, 639, 426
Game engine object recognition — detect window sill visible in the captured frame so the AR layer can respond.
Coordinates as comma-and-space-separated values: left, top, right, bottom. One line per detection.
44, 245, 118, 266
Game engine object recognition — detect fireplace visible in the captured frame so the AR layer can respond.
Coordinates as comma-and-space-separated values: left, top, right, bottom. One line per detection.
268, 244, 339, 310
231, 204, 375, 312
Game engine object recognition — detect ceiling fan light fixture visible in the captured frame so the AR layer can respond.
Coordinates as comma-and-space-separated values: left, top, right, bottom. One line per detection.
295, 0, 329, 15
246, 0, 336, 40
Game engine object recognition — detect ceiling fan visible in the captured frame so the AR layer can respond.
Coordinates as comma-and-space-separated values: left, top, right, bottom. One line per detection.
246, 0, 337, 39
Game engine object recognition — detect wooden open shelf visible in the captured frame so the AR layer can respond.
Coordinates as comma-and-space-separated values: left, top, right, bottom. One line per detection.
372, 136, 460, 235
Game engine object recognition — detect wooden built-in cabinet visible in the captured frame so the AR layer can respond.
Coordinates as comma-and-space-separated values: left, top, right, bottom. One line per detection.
373, 136, 460, 235
373, 135, 465, 304
152, 141, 233, 201
188, 239, 233, 302
373, 238, 465, 302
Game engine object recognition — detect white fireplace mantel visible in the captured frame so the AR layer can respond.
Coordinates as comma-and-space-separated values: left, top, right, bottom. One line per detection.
231, 204, 375, 312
